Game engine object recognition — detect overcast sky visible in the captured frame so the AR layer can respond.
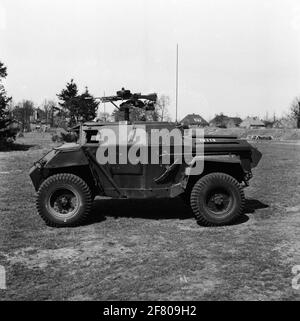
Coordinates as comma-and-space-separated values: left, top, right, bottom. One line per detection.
0, 0, 300, 120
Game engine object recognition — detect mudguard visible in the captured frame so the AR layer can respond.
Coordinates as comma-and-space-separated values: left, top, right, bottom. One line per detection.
185, 154, 246, 175
45, 145, 89, 169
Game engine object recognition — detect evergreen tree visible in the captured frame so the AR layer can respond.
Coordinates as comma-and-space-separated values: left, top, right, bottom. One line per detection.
0, 61, 12, 123
0, 62, 7, 78
78, 87, 99, 123
57, 80, 99, 126
57, 79, 78, 125
0, 61, 13, 144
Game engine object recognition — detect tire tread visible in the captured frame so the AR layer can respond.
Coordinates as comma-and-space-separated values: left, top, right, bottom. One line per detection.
36, 173, 92, 227
190, 172, 245, 226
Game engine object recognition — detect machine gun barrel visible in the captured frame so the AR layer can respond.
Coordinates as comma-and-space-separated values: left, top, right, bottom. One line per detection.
137, 93, 157, 101
99, 95, 121, 103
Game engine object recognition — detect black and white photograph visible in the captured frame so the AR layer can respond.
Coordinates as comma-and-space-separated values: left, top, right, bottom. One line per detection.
0, 0, 300, 305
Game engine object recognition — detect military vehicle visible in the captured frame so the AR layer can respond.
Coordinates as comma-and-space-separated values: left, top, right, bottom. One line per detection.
29, 88, 262, 227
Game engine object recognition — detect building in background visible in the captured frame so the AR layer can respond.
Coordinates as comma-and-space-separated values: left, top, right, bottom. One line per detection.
180, 113, 209, 127
209, 114, 242, 128
240, 117, 265, 129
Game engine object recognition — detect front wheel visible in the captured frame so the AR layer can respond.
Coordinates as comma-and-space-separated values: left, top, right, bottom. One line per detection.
36, 173, 92, 227
190, 173, 245, 226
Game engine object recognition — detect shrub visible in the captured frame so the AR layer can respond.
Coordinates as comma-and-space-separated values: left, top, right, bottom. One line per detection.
60, 131, 78, 142
51, 134, 62, 143
0, 119, 20, 146
51, 131, 78, 143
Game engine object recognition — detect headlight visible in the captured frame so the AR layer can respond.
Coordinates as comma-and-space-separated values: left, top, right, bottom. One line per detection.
34, 159, 47, 168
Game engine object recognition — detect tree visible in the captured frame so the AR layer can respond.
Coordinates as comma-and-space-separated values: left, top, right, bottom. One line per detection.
42, 99, 58, 126
0, 61, 7, 78
12, 100, 34, 132
57, 80, 99, 127
210, 113, 230, 128
78, 87, 99, 123
0, 61, 11, 123
0, 61, 14, 144
155, 95, 171, 121
0, 84, 10, 121
97, 111, 111, 122
57, 79, 78, 125
290, 96, 300, 128
6, 99, 15, 117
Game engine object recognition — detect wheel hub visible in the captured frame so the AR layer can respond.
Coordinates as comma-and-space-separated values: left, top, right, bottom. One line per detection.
206, 189, 232, 214
49, 189, 79, 216
212, 193, 224, 205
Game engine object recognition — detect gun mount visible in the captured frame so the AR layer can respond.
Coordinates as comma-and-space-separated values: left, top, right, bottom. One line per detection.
100, 88, 157, 121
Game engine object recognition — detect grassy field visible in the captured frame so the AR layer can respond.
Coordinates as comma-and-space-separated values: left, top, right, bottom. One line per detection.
0, 132, 300, 300
204, 127, 300, 140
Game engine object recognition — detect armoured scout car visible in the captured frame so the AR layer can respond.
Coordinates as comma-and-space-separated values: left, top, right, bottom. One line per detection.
29, 89, 262, 227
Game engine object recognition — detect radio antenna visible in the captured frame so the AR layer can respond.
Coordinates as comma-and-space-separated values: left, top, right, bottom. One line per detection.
175, 44, 179, 123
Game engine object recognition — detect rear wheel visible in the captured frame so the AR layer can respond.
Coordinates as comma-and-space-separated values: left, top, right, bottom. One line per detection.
190, 173, 245, 226
36, 173, 92, 227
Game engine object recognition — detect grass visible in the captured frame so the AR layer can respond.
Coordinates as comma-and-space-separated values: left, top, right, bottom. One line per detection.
0, 132, 300, 300
205, 127, 300, 140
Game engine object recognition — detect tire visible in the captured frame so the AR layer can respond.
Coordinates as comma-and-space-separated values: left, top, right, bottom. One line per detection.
190, 172, 245, 226
36, 173, 92, 227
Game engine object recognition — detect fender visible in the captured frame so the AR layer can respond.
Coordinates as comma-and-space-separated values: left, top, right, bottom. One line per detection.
182, 154, 247, 189
45, 147, 89, 169
185, 154, 243, 175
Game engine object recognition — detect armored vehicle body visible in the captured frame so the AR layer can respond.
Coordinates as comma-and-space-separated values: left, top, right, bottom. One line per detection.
29, 89, 262, 227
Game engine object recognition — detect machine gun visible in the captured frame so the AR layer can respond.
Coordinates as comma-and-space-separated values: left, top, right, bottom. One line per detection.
99, 88, 157, 121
